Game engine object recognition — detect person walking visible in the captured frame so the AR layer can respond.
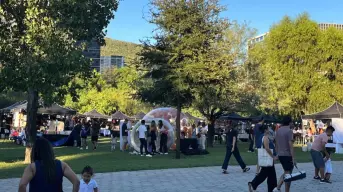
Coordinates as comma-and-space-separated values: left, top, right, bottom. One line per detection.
18, 137, 79, 192
248, 125, 278, 192
248, 125, 254, 152
310, 126, 335, 183
254, 118, 265, 175
73, 119, 82, 148
273, 116, 295, 192
90, 119, 100, 150
110, 123, 120, 151
221, 125, 250, 174
159, 120, 168, 155
80, 119, 89, 150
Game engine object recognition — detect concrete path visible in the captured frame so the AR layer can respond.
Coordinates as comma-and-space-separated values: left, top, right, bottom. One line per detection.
1, 162, 342, 192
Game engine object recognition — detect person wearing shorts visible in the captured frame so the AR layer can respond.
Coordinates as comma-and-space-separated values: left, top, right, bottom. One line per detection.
121, 119, 129, 151
310, 126, 335, 184
274, 116, 295, 192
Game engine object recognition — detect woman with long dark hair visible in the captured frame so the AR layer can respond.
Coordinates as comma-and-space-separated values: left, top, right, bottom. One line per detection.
248, 125, 278, 192
158, 120, 168, 155
18, 137, 80, 192
150, 120, 157, 155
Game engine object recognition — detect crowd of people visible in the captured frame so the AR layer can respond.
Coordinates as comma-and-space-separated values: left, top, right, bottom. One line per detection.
15, 114, 337, 192
218, 116, 336, 192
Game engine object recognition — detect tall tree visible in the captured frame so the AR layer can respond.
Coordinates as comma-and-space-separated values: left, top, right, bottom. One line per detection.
247, 13, 343, 116
136, 0, 233, 156
0, 0, 118, 162
192, 22, 255, 146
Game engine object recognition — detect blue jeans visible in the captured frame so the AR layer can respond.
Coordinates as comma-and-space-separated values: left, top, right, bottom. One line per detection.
222, 146, 246, 170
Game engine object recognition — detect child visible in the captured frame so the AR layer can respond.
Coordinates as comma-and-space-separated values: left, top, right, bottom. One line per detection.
324, 147, 334, 182
80, 166, 98, 192
80, 123, 89, 150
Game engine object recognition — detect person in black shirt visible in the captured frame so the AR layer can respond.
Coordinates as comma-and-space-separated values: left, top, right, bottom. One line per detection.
121, 119, 129, 151
221, 125, 250, 174
110, 123, 120, 151
248, 125, 254, 152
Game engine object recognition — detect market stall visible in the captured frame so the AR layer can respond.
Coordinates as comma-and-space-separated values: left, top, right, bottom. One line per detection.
302, 102, 343, 153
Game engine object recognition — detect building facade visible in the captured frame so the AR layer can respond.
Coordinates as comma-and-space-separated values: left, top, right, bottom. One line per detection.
100, 56, 125, 73
80, 41, 101, 72
318, 23, 343, 30
249, 23, 343, 47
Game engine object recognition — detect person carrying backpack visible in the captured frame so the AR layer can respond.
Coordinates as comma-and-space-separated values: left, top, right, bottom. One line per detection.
80, 119, 89, 150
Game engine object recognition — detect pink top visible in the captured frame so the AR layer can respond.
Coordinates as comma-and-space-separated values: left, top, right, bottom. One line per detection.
311, 132, 329, 152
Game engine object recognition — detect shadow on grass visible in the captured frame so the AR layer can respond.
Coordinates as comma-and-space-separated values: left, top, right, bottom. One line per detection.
1, 141, 343, 179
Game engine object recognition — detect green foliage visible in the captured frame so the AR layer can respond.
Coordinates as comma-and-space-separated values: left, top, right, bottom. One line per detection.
0, 91, 26, 109
101, 38, 142, 66
246, 13, 343, 116
0, 0, 119, 145
65, 69, 151, 116
0, 0, 118, 102
191, 22, 256, 120
136, 0, 232, 108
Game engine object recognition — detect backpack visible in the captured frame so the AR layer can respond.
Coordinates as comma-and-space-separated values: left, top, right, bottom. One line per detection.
81, 127, 88, 137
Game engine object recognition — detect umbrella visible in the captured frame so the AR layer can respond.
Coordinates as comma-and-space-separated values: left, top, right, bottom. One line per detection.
0, 101, 76, 115
111, 111, 131, 120
185, 112, 203, 121
132, 112, 146, 120
83, 110, 110, 119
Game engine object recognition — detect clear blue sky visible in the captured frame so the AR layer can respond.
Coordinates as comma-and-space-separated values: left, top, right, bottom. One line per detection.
106, 0, 343, 44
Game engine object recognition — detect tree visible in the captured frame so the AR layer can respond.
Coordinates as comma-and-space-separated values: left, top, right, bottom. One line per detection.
246, 13, 343, 116
0, 0, 118, 162
65, 69, 151, 116
192, 22, 255, 146
136, 0, 233, 157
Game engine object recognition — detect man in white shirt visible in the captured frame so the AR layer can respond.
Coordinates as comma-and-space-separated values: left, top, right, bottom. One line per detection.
138, 120, 151, 157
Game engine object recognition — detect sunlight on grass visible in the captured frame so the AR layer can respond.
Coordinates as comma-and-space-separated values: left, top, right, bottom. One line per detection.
0, 161, 25, 169
58, 152, 109, 161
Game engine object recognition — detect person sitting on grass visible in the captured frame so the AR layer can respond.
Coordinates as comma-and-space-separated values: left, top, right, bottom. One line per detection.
310, 125, 335, 184
18, 137, 80, 192
80, 166, 98, 192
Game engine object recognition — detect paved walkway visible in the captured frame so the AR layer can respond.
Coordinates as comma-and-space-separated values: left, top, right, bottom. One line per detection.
1, 162, 342, 192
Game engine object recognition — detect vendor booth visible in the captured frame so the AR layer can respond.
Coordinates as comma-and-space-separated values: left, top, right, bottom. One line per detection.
132, 112, 146, 120
302, 102, 343, 154
0, 101, 77, 147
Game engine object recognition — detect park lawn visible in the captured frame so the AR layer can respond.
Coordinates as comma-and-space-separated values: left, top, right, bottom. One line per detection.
1, 137, 343, 179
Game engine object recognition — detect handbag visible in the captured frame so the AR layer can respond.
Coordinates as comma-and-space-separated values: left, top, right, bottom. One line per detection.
258, 136, 274, 167
284, 165, 306, 182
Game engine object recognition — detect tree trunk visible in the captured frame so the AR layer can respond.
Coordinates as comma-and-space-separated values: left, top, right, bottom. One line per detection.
24, 89, 39, 163
175, 96, 181, 159
207, 117, 216, 148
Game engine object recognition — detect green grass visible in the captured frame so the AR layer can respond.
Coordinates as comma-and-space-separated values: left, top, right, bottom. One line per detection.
1, 138, 343, 179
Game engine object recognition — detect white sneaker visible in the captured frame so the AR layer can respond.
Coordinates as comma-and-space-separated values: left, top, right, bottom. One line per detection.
272, 188, 281, 192
164, 153, 168, 155
86, 146, 88, 150
146, 154, 152, 157
80, 148, 83, 150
